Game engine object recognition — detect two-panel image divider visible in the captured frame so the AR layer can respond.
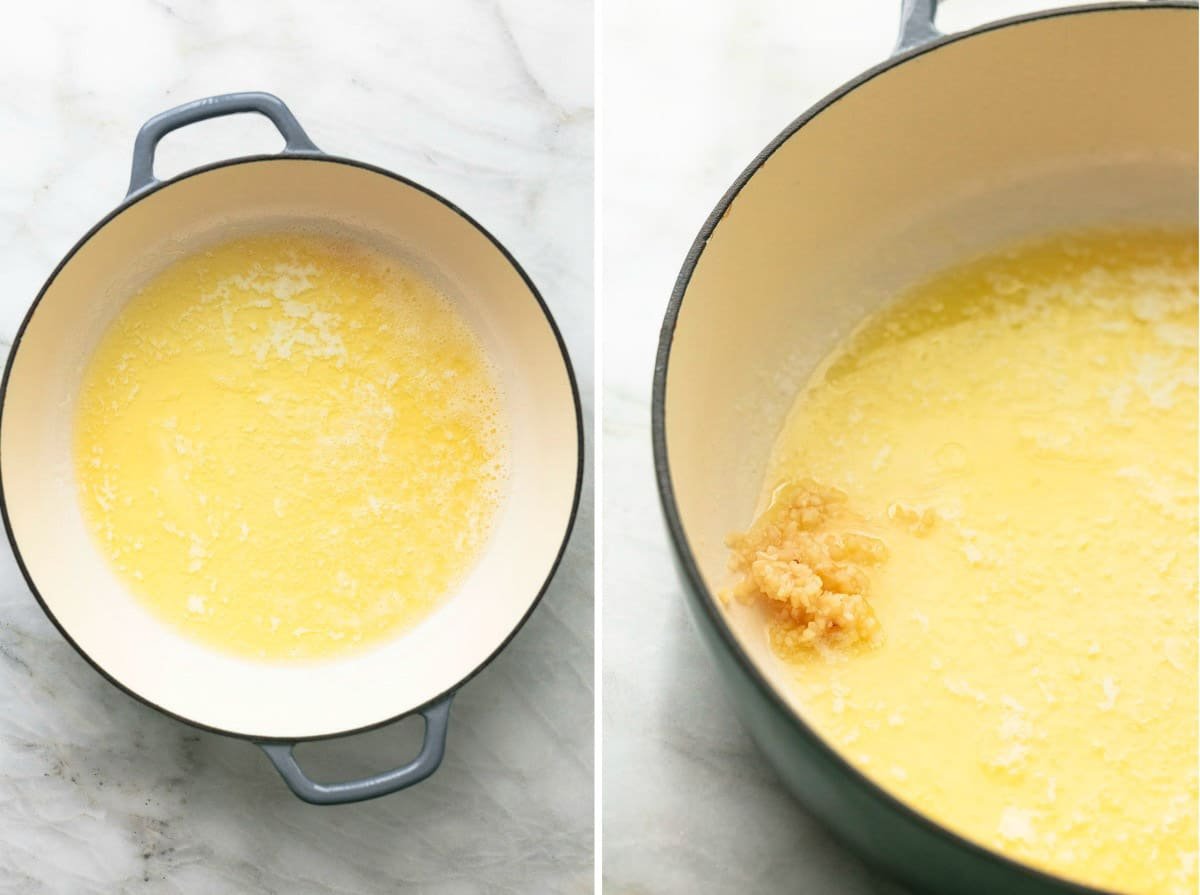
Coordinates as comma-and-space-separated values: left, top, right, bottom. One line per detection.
0, 2, 1195, 893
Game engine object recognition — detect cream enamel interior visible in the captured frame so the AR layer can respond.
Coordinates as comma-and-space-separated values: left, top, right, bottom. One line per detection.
663, 3, 1196, 775
1, 158, 580, 739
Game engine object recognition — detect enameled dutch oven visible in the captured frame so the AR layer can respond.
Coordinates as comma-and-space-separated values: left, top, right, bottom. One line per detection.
0, 92, 583, 804
654, 3, 1195, 893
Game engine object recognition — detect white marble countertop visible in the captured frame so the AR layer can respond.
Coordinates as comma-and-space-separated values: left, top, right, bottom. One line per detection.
601, 0, 1020, 892
0, 1, 593, 893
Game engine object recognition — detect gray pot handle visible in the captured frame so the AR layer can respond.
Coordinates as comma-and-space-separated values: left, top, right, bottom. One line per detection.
127, 91, 321, 198
896, 0, 942, 53
257, 695, 453, 805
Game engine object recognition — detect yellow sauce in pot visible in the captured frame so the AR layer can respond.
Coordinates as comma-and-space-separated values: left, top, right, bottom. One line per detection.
730, 230, 1197, 894
75, 233, 506, 661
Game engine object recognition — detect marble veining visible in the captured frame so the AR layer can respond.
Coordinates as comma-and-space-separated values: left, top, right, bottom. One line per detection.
0, 0, 592, 892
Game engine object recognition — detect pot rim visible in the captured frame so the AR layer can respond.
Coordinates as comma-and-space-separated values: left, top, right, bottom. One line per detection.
0, 152, 585, 744
651, 3, 1195, 893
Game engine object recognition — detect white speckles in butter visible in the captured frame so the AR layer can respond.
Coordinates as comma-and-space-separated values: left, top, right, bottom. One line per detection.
1099, 678, 1120, 712
998, 806, 1039, 843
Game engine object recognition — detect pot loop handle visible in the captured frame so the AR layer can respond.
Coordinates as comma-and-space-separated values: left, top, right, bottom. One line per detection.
257, 695, 454, 805
896, 0, 942, 53
127, 91, 321, 198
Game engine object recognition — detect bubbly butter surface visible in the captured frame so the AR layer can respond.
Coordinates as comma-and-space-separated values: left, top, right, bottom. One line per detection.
75, 233, 506, 661
751, 230, 1197, 894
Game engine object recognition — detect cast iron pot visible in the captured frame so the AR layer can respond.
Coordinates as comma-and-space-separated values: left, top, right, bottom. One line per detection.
654, 3, 1195, 893
1, 92, 583, 805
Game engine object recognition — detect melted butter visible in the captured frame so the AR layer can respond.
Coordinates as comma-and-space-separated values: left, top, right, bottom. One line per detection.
75, 233, 506, 661
760, 230, 1197, 895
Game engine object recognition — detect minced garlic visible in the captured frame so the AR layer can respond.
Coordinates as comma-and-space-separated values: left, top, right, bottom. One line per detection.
726, 480, 887, 655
